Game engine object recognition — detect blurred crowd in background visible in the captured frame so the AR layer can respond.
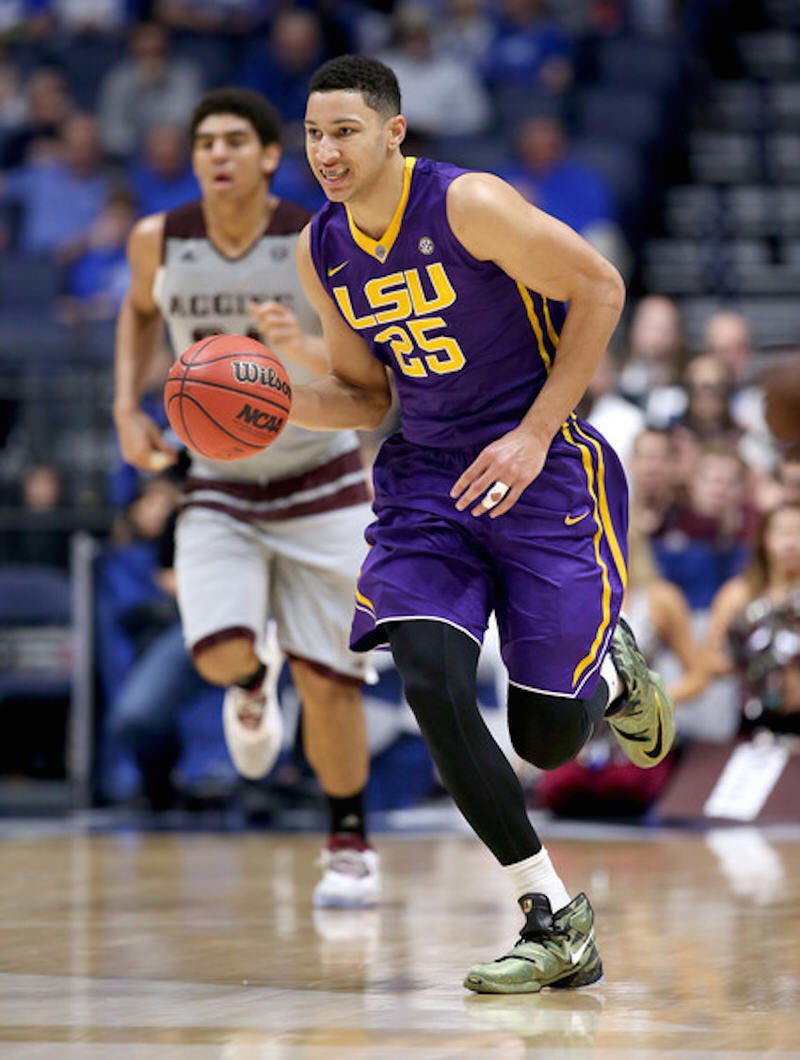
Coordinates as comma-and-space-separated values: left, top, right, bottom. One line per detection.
0, 0, 798, 821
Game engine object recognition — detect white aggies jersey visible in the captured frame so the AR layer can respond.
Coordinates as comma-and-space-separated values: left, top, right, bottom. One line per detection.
153, 197, 370, 522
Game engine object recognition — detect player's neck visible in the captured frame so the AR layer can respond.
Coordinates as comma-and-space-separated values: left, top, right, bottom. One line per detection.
203, 190, 276, 256
346, 153, 407, 241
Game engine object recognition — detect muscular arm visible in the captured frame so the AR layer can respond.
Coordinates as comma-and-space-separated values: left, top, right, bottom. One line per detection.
288, 224, 392, 430
447, 173, 625, 516
113, 213, 176, 470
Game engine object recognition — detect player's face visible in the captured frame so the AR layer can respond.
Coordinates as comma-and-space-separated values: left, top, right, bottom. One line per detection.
192, 113, 280, 200
304, 90, 405, 203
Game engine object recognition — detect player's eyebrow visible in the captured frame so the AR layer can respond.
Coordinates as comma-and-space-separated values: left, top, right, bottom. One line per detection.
194, 125, 251, 142
304, 116, 365, 128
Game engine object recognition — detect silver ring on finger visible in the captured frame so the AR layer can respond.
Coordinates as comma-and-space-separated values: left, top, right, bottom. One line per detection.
482, 480, 510, 509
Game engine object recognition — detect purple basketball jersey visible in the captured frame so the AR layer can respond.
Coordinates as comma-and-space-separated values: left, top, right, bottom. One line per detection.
309, 156, 628, 696
309, 156, 566, 450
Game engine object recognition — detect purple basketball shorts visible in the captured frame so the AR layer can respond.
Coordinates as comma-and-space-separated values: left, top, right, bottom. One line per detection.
351, 416, 628, 697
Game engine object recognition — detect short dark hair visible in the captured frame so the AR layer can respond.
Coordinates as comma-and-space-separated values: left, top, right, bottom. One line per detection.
308, 54, 401, 118
189, 87, 282, 147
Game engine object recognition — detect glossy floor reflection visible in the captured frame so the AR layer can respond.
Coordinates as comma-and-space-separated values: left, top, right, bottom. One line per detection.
1, 824, 799, 1057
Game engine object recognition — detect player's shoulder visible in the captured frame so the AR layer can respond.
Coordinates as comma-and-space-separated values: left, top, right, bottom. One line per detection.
269, 198, 314, 236
309, 194, 342, 234
162, 198, 206, 240
127, 210, 166, 268
446, 167, 511, 215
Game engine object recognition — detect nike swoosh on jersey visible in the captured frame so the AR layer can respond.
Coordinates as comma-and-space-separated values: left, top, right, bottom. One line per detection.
564, 511, 589, 525
327, 260, 349, 277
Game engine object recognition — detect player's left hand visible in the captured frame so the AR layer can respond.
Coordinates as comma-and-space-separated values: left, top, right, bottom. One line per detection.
450, 425, 549, 518
249, 299, 303, 361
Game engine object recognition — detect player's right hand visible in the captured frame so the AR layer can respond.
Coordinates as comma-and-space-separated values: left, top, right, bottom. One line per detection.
248, 299, 303, 361
114, 408, 177, 471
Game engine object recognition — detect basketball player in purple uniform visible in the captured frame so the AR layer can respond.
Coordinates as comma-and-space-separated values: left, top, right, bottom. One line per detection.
286, 55, 676, 991
113, 88, 379, 908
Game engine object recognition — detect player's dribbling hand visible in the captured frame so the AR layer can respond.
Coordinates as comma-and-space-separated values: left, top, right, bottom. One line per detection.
114, 407, 177, 472
450, 425, 549, 518
248, 299, 303, 362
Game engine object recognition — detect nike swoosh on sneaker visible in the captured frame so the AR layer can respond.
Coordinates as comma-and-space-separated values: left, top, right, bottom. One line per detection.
327, 260, 349, 277
613, 726, 651, 742
564, 511, 589, 525
643, 717, 664, 759
570, 931, 594, 965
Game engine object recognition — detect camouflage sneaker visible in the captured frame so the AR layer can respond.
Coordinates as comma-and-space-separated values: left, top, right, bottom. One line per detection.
463, 893, 603, 994
606, 616, 676, 769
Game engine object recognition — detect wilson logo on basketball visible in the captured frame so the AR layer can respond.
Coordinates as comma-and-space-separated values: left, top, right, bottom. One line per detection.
232, 360, 292, 396
235, 404, 285, 433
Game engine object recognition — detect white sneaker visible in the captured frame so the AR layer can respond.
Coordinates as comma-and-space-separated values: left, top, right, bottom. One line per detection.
222, 636, 283, 780
312, 834, 380, 909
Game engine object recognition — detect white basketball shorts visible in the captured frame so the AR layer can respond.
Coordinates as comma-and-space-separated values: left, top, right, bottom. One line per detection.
175, 502, 372, 680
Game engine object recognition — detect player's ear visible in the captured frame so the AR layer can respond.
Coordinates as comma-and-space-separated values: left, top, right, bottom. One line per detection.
261, 142, 282, 178
386, 114, 406, 151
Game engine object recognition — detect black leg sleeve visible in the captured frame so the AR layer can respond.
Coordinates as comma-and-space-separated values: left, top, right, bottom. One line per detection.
386, 620, 542, 866
507, 679, 610, 771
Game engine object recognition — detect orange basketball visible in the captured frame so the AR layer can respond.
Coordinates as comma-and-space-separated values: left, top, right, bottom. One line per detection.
164, 334, 292, 461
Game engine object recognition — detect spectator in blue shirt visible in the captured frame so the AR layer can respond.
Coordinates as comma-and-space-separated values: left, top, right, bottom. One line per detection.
0, 110, 109, 253
485, 0, 573, 96
61, 186, 136, 325
500, 113, 615, 235
0, 65, 73, 169
128, 123, 199, 217
238, 7, 325, 143
498, 112, 630, 276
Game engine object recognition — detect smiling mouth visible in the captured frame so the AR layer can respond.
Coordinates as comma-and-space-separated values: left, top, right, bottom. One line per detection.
320, 167, 348, 183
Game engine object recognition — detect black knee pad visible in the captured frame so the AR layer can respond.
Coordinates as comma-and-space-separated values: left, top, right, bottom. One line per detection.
507, 684, 603, 770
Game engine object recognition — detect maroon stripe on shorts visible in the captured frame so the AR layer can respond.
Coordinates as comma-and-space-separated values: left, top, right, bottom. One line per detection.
180, 480, 370, 522
191, 625, 255, 659
287, 652, 364, 687
182, 448, 365, 504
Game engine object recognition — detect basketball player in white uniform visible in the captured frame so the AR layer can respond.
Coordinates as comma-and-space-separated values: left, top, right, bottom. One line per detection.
113, 88, 379, 908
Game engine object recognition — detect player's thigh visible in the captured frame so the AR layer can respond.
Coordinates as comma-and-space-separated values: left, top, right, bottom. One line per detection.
496, 421, 628, 697
495, 512, 625, 698
270, 504, 371, 680
353, 506, 494, 650
175, 507, 269, 651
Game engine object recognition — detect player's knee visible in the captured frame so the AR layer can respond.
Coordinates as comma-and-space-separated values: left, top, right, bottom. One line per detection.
193, 634, 259, 687
291, 658, 362, 713
507, 687, 592, 771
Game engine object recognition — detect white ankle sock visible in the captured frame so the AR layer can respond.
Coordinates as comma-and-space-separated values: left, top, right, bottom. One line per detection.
502, 848, 571, 912
601, 651, 624, 708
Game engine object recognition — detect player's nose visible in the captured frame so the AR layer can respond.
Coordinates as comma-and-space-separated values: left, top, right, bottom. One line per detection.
314, 135, 340, 163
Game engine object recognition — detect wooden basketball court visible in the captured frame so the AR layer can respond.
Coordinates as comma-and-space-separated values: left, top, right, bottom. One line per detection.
1, 820, 799, 1058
